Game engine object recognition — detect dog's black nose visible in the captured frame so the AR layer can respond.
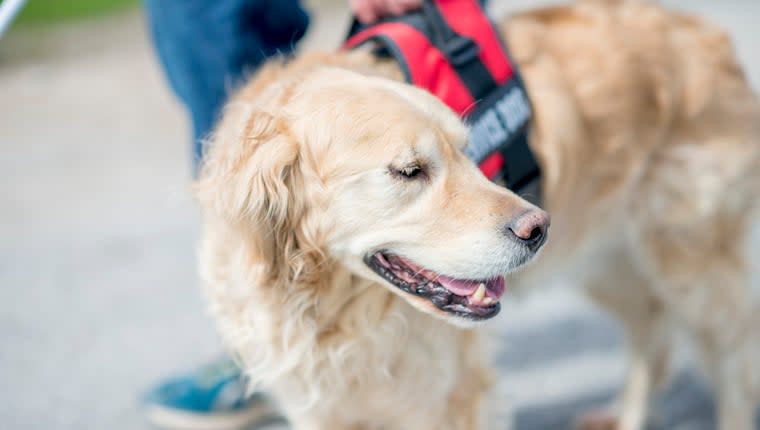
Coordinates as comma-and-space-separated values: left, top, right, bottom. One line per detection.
506, 209, 550, 252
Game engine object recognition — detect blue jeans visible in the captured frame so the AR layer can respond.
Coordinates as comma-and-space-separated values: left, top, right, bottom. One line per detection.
143, 0, 309, 170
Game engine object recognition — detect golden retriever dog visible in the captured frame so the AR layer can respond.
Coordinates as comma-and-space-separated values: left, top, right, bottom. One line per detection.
195, 1, 760, 429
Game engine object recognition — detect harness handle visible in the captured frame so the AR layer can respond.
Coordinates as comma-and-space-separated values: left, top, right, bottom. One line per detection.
420, 1, 479, 67
345, 0, 498, 101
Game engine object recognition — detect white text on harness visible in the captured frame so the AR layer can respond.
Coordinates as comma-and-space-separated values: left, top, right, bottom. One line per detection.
466, 85, 531, 163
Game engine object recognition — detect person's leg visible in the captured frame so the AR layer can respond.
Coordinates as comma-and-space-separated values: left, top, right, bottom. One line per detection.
143, 0, 309, 170
141, 1, 308, 429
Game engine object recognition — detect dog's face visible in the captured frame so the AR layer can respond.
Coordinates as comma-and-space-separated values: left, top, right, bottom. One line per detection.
200, 67, 549, 326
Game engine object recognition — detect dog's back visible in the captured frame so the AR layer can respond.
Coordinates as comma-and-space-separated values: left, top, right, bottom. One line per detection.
503, 1, 760, 428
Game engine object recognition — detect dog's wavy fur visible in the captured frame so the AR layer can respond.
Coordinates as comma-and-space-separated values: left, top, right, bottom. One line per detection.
196, 62, 517, 429
195, 1, 760, 429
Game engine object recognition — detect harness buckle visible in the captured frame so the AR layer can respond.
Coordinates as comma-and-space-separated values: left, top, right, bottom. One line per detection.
443, 35, 480, 67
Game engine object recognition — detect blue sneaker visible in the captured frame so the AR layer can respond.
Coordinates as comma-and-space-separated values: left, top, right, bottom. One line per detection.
143, 357, 278, 430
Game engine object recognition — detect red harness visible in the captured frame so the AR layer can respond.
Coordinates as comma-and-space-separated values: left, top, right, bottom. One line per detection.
344, 0, 540, 195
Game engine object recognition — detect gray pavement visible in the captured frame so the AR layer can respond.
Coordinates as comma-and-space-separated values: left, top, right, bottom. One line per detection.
0, 1, 758, 429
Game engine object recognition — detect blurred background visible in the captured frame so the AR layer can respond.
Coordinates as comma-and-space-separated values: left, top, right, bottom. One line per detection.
0, 1, 758, 429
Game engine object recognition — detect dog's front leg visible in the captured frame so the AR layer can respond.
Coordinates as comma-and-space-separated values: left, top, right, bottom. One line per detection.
579, 254, 671, 430
616, 345, 661, 430
288, 414, 370, 430
696, 326, 758, 430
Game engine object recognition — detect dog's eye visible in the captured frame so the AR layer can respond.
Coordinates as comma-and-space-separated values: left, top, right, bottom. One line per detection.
395, 164, 423, 180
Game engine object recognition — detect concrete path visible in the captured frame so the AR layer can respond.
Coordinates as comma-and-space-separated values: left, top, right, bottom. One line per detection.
0, 1, 758, 429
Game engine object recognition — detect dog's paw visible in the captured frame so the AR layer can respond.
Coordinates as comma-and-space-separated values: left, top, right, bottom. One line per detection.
575, 411, 623, 430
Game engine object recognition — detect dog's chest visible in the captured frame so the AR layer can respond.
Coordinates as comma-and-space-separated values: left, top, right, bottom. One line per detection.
284, 302, 479, 424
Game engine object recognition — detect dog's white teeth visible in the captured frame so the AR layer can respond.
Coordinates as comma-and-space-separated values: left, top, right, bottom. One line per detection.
482, 297, 494, 305
472, 284, 486, 302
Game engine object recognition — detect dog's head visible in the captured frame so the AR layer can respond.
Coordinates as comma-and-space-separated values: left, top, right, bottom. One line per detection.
197, 66, 549, 326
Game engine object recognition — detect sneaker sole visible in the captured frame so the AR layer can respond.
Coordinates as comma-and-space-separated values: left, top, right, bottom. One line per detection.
145, 401, 280, 430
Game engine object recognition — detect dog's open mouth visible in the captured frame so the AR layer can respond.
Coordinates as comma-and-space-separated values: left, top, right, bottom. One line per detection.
364, 251, 505, 320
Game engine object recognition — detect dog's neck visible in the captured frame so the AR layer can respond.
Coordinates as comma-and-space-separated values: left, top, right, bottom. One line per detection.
308, 263, 401, 338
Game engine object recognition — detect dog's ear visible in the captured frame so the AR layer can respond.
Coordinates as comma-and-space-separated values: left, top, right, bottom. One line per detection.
196, 110, 321, 284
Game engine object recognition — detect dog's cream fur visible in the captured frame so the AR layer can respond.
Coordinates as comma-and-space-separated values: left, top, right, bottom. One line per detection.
195, 1, 760, 429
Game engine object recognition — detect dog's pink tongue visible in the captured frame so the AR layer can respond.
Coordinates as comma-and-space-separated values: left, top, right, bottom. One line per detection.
437, 276, 481, 296
438, 276, 506, 299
